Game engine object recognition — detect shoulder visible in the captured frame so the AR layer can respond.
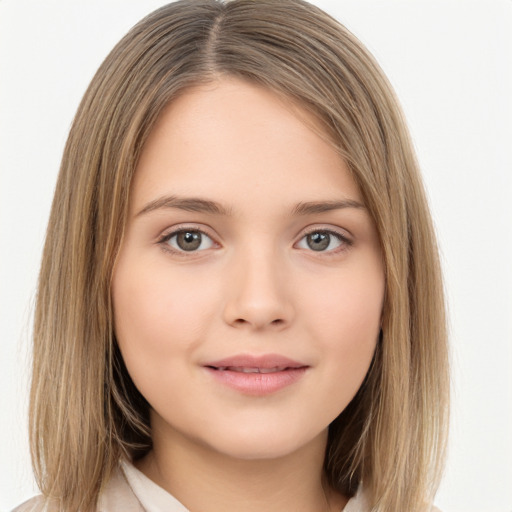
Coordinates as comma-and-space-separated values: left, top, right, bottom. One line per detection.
96, 463, 144, 512
11, 467, 142, 512
342, 487, 443, 512
11, 496, 50, 512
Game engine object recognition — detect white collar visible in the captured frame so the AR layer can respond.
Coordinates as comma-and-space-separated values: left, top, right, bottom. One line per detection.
121, 460, 189, 512
119, 460, 366, 512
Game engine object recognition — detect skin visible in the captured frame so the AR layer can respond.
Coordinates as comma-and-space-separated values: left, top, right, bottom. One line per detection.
112, 77, 385, 512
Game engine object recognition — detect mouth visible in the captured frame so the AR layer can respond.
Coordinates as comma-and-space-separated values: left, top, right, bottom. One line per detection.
203, 354, 309, 395
210, 366, 296, 373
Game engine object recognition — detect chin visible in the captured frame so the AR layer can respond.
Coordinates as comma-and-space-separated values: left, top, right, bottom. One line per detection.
213, 442, 294, 461
198, 423, 327, 462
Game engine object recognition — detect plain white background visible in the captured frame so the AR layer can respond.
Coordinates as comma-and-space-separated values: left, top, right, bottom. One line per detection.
1, 1, 511, 511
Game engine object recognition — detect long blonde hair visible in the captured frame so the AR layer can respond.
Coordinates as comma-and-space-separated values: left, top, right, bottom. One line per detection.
30, 1, 449, 510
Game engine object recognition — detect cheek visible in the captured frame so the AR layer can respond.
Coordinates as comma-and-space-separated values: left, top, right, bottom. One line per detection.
303, 259, 383, 339
111, 258, 217, 364
299, 259, 384, 392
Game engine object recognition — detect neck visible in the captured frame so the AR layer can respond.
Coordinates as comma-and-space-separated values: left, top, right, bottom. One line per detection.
135, 420, 346, 512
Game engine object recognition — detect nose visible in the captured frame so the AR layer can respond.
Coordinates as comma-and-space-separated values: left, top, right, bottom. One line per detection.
222, 247, 294, 331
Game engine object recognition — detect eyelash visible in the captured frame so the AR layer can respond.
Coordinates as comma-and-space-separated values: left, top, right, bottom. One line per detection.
300, 227, 353, 255
156, 225, 352, 257
157, 225, 216, 257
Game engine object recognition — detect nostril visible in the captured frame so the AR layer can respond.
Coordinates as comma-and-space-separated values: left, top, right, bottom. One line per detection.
231, 317, 285, 328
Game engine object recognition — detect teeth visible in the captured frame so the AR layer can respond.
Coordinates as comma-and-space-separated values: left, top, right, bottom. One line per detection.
217, 366, 287, 373
259, 367, 287, 373
238, 367, 260, 373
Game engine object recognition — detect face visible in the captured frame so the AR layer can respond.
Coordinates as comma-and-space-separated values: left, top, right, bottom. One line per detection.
112, 78, 384, 461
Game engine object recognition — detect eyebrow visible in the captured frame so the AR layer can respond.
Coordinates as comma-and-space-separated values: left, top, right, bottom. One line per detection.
136, 196, 234, 217
292, 199, 365, 215
136, 195, 365, 218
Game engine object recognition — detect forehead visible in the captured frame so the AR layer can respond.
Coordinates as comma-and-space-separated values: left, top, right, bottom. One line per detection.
131, 77, 362, 213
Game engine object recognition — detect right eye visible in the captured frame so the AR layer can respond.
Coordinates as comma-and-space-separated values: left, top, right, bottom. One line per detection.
159, 229, 216, 254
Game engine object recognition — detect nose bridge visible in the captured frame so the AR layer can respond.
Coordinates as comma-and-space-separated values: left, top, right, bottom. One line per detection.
223, 239, 293, 330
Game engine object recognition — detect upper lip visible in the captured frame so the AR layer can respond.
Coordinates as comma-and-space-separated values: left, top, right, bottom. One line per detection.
204, 353, 308, 371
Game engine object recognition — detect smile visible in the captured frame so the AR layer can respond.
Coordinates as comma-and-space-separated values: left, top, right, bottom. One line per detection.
213, 366, 290, 373
203, 354, 309, 395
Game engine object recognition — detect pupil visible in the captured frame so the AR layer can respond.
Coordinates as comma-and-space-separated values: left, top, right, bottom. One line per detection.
307, 232, 329, 251
177, 231, 201, 251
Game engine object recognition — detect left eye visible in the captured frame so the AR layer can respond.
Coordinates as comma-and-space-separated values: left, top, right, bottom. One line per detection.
296, 230, 348, 252
163, 230, 215, 252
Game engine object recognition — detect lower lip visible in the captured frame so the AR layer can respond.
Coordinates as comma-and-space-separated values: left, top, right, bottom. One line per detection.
204, 367, 308, 396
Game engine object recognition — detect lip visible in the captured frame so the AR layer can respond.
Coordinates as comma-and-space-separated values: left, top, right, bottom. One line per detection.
203, 354, 309, 396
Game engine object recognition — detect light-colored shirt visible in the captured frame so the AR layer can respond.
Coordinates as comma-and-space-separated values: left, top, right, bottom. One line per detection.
12, 460, 370, 512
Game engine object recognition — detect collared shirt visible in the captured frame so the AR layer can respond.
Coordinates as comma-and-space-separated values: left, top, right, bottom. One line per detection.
115, 460, 368, 512
12, 460, 369, 512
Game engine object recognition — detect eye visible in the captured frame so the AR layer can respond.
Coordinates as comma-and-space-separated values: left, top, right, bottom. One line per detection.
296, 229, 351, 253
159, 228, 215, 253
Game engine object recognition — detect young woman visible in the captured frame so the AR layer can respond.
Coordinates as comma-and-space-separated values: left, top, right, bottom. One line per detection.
14, 1, 449, 510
